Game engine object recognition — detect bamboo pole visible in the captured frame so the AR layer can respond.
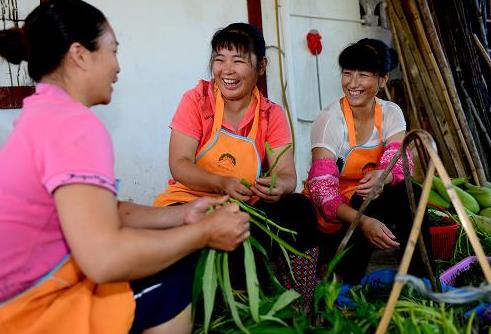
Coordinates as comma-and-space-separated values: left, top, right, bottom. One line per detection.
473, 33, 491, 72
449, 0, 491, 179
387, 1, 460, 176
417, 0, 487, 185
388, 10, 429, 175
391, 0, 467, 177
375, 129, 491, 334
375, 155, 435, 334
410, 0, 482, 184
388, 12, 420, 130
460, 83, 491, 149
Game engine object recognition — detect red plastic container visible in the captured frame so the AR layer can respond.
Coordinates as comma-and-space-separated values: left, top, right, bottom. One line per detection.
429, 224, 459, 260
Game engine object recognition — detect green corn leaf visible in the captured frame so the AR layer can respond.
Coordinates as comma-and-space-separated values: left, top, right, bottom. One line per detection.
264, 143, 292, 177
236, 199, 268, 217
249, 216, 307, 258
325, 247, 350, 279
260, 252, 286, 293
221, 253, 250, 334
265, 289, 300, 317
240, 178, 251, 188
265, 141, 274, 156
258, 315, 290, 327
279, 245, 296, 284
214, 252, 224, 289
202, 249, 217, 334
243, 240, 260, 322
235, 301, 249, 311
268, 173, 277, 193
192, 249, 209, 318
249, 236, 268, 258
231, 199, 298, 236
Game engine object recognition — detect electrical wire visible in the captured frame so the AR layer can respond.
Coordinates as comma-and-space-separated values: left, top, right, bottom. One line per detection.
274, 0, 295, 152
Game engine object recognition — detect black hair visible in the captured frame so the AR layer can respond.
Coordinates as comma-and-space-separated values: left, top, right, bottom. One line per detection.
338, 38, 399, 76
210, 22, 266, 70
0, 0, 107, 82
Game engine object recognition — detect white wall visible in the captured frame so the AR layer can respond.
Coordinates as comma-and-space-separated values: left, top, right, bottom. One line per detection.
1, 0, 390, 203
90, 0, 249, 204
1, 1, 248, 205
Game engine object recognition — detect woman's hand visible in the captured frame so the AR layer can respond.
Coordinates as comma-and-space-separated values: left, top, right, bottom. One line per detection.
359, 216, 400, 249
250, 176, 286, 202
220, 176, 253, 201
183, 196, 229, 225
203, 202, 250, 251
355, 169, 391, 199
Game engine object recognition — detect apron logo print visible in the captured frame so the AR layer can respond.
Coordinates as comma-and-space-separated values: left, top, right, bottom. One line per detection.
217, 152, 237, 171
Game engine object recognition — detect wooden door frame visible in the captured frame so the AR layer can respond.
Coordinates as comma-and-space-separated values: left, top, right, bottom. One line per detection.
247, 0, 268, 97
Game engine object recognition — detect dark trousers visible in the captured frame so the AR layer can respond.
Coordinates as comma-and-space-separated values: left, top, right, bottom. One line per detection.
317, 182, 433, 284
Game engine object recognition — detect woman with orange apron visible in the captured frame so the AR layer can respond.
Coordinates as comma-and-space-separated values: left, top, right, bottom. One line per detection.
0, 2, 249, 333
306, 38, 432, 283
154, 23, 318, 311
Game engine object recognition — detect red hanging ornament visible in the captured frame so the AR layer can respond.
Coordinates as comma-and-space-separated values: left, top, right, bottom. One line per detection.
306, 30, 322, 55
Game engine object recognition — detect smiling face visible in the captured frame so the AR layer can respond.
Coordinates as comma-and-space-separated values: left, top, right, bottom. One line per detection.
341, 69, 387, 109
212, 47, 264, 103
86, 23, 120, 106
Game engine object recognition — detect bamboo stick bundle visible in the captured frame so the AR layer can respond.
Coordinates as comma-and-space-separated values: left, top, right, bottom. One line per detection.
402, 0, 477, 180
412, 0, 486, 184
387, 0, 463, 176
430, 0, 491, 178
461, 84, 491, 149
473, 34, 491, 72
388, 12, 429, 175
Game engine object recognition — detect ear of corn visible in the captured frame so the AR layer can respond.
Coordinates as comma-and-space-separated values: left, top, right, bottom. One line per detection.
463, 183, 491, 208
432, 176, 451, 202
469, 214, 491, 235
450, 177, 467, 187
453, 186, 480, 214
428, 190, 451, 209
433, 176, 480, 213
479, 207, 491, 218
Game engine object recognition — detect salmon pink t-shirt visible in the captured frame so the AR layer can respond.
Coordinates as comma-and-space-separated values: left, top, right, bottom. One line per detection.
0, 83, 117, 301
170, 80, 291, 163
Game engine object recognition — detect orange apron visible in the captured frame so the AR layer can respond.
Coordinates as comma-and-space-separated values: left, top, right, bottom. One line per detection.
0, 256, 134, 334
309, 97, 384, 233
154, 86, 261, 207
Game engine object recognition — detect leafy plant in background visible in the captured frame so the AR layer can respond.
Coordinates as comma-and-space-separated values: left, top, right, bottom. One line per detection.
192, 199, 307, 334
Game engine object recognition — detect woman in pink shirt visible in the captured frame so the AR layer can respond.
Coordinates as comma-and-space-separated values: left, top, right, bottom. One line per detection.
0, 1, 250, 333
154, 23, 319, 311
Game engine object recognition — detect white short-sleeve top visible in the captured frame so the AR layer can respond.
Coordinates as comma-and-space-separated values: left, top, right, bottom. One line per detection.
311, 97, 406, 162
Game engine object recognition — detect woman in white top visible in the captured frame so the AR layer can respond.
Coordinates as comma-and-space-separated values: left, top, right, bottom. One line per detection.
306, 38, 432, 283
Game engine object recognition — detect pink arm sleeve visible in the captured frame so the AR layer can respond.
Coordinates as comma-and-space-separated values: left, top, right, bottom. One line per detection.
378, 141, 414, 185
307, 158, 348, 220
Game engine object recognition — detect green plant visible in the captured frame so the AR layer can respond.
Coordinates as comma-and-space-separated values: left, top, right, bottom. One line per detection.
240, 142, 292, 192
192, 199, 307, 334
